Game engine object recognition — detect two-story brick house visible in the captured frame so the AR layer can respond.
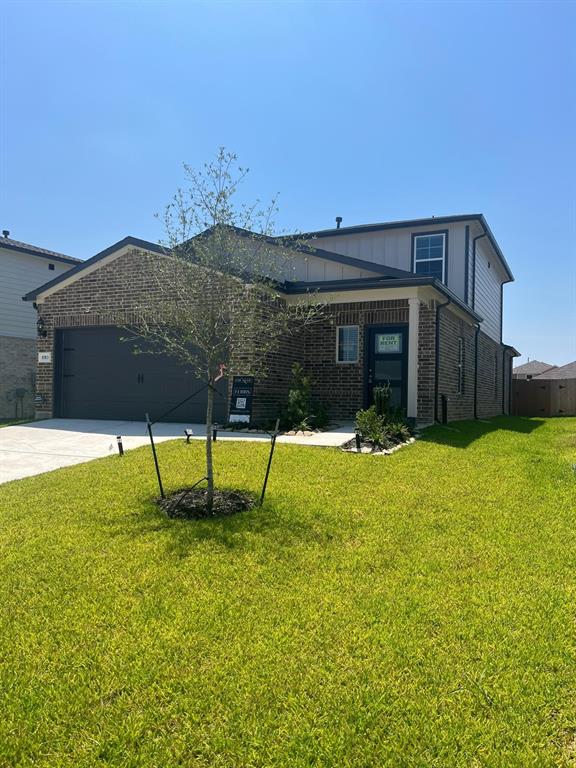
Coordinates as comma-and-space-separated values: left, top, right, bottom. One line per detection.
23, 214, 519, 426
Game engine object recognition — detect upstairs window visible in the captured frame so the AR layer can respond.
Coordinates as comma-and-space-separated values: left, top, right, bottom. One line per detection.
413, 232, 447, 283
457, 337, 465, 394
336, 326, 359, 363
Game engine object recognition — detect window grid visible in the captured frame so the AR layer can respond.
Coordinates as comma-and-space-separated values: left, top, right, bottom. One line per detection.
413, 233, 446, 283
336, 326, 359, 364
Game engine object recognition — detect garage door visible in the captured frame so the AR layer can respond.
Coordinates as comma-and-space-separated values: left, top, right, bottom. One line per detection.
54, 327, 228, 423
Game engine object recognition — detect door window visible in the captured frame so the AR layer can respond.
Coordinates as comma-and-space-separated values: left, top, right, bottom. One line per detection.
375, 332, 402, 354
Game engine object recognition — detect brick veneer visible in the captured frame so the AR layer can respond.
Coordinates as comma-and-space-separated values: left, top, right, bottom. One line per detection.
303, 300, 409, 420
33, 247, 514, 425
0, 336, 36, 419
436, 307, 477, 421
417, 302, 436, 425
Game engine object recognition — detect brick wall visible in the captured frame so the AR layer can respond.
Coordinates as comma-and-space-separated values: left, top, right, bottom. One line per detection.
302, 300, 409, 420
476, 330, 506, 419
417, 302, 436, 425
0, 336, 36, 419
32, 246, 515, 425
436, 307, 477, 422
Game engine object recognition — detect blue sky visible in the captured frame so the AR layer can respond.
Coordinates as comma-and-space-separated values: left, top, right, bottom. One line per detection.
1, 0, 575, 364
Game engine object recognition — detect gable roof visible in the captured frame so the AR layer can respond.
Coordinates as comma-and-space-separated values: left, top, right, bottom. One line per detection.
1, 236, 81, 265
513, 360, 557, 376
283, 213, 514, 283
199, 224, 414, 279
23, 227, 414, 302
22, 236, 163, 301
533, 361, 576, 380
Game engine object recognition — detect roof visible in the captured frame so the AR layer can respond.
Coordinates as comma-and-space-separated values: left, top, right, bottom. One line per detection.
283, 275, 483, 322
513, 360, 557, 376
23, 236, 164, 301
533, 361, 576, 380
0, 236, 81, 265
23, 227, 411, 302
283, 213, 514, 283
199, 224, 414, 279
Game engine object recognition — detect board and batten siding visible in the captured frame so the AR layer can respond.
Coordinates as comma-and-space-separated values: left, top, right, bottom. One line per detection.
286, 251, 380, 282
0, 248, 75, 338
306, 223, 468, 302
473, 239, 506, 342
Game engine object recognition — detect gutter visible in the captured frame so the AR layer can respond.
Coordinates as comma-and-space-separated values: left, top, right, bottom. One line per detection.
434, 298, 451, 423
286, 276, 482, 323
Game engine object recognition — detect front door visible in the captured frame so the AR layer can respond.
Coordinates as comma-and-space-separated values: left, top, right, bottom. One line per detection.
365, 325, 408, 413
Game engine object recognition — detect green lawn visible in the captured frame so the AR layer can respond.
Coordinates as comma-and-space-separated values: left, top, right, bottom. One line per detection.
1, 417, 575, 767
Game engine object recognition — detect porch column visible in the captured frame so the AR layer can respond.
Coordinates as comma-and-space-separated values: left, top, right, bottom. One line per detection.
407, 297, 420, 420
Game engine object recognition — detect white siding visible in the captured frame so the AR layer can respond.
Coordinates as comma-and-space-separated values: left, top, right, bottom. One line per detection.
0, 248, 75, 338
306, 222, 468, 301
473, 240, 506, 341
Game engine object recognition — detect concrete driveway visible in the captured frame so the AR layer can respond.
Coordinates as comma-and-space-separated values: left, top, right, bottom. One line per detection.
0, 419, 354, 484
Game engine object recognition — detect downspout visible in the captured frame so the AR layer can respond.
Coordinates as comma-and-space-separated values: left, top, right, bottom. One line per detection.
501, 349, 507, 415
508, 355, 513, 414
471, 230, 487, 310
434, 298, 451, 423
473, 322, 481, 420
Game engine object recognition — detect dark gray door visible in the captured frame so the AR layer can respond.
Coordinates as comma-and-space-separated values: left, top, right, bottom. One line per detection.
55, 327, 227, 422
365, 324, 408, 412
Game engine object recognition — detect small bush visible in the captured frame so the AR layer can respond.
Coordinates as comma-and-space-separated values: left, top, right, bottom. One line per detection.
355, 406, 389, 446
281, 363, 330, 431
281, 363, 311, 430
387, 421, 412, 443
373, 384, 391, 417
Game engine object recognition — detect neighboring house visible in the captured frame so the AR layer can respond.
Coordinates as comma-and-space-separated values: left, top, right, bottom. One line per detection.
23, 214, 519, 426
0, 232, 80, 419
512, 360, 576, 417
513, 360, 557, 380
532, 361, 576, 380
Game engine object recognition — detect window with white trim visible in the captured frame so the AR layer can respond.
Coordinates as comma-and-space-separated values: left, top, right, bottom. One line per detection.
336, 326, 359, 363
413, 233, 446, 283
457, 337, 464, 395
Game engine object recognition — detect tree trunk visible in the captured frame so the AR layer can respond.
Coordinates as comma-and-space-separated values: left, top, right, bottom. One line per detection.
205, 377, 214, 513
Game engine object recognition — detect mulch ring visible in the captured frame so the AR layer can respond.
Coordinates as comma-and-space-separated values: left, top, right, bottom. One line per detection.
158, 488, 256, 519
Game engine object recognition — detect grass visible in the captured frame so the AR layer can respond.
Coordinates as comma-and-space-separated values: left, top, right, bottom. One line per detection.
0, 419, 32, 428
0, 416, 575, 767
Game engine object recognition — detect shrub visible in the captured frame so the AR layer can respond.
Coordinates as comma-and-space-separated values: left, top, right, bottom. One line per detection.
373, 384, 391, 417
282, 363, 311, 430
281, 363, 329, 431
355, 406, 389, 446
387, 421, 412, 443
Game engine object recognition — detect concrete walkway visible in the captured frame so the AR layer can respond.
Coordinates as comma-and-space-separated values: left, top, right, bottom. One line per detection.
0, 419, 354, 484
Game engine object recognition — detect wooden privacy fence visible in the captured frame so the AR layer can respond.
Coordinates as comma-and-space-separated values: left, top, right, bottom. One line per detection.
512, 378, 576, 417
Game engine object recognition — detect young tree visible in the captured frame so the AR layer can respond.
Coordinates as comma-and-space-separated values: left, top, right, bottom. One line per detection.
127, 149, 323, 512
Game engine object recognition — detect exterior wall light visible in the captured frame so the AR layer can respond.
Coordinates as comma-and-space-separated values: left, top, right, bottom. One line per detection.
37, 317, 48, 338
